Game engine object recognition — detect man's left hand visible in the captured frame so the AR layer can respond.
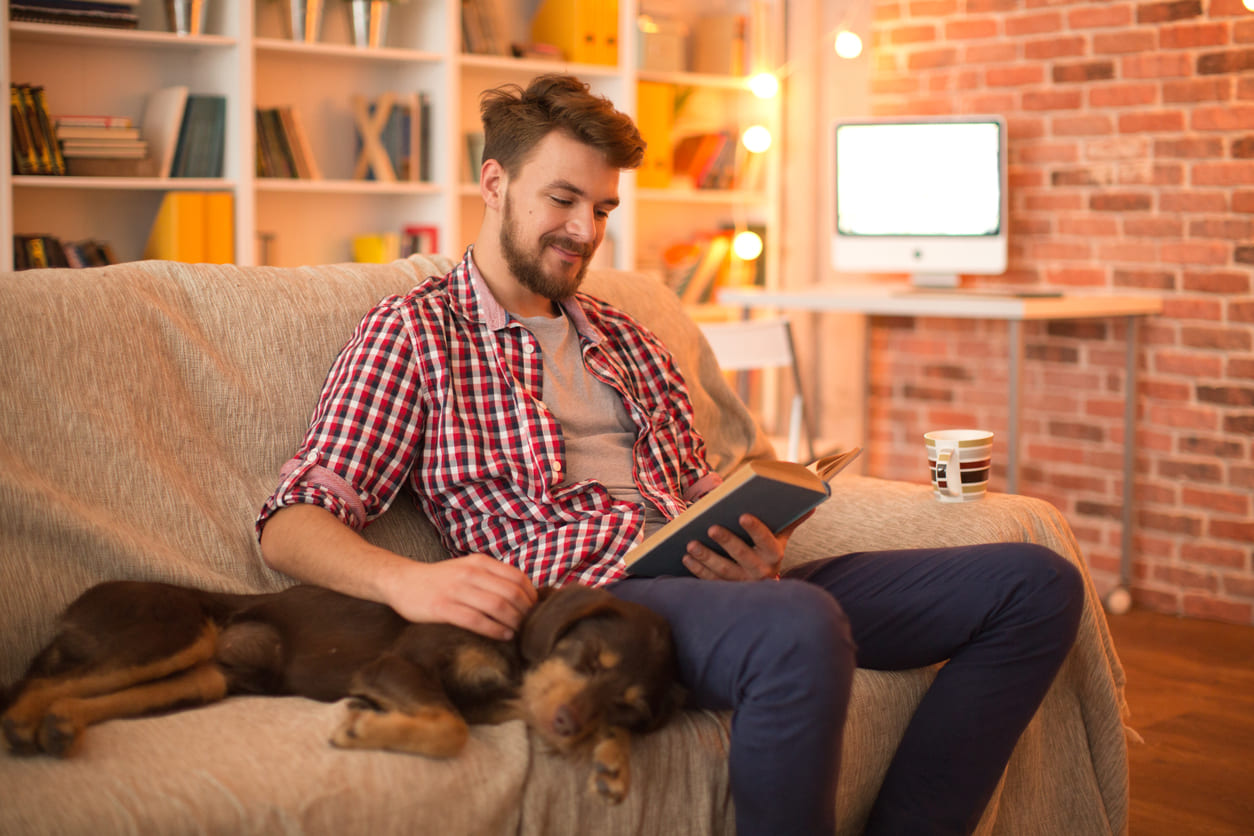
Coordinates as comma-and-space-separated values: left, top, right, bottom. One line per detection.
681, 511, 813, 582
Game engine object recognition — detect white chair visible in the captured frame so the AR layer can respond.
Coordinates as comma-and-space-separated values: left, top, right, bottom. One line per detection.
698, 317, 816, 463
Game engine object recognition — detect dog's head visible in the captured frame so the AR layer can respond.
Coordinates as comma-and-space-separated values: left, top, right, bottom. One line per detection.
516, 585, 684, 752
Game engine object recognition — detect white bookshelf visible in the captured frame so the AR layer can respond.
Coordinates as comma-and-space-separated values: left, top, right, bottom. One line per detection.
2, 0, 781, 287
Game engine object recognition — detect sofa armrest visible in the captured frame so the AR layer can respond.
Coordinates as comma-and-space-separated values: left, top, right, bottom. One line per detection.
785, 474, 1086, 566
786, 473, 1131, 835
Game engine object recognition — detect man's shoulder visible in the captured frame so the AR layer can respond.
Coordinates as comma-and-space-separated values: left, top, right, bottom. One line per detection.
373, 270, 461, 319
573, 289, 650, 334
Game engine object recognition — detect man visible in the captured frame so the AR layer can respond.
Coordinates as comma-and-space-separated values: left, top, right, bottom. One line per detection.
258, 74, 1083, 835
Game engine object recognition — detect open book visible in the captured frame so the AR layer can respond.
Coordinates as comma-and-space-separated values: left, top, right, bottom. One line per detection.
623, 448, 863, 578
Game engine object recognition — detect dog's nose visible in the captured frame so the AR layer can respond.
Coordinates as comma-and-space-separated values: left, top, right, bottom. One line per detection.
553, 704, 582, 737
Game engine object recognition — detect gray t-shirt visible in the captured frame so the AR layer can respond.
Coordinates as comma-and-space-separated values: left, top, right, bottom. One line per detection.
518, 309, 668, 537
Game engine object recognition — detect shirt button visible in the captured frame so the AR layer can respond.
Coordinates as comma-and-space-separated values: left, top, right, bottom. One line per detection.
305, 452, 318, 464
552, 461, 563, 473
523, 343, 536, 355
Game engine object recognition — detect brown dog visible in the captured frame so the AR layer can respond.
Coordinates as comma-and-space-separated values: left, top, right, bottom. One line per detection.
1, 581, 683, 803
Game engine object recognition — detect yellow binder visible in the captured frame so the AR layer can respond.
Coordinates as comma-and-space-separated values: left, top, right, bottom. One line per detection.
144, 191, 206, 263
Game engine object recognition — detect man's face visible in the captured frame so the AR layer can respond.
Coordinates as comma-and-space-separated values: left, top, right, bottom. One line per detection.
498, 131, 621, 301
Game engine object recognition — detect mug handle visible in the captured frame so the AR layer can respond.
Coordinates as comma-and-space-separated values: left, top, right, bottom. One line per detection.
935, 442, 963, 498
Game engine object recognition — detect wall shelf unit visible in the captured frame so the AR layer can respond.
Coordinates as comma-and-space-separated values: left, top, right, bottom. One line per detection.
3, 0, 780, 294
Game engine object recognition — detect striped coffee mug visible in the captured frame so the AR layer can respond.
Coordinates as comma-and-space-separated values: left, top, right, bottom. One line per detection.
925, 429, 994, 502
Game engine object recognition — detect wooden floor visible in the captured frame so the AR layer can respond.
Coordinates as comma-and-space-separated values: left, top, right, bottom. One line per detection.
1106, 607, 1254, 835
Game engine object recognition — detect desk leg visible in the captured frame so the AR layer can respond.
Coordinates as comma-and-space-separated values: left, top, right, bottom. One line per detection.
1006, 320, 1024, 494
1119, 317, 1141, 601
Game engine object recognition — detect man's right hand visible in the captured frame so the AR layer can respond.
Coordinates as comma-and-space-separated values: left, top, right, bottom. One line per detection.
259, 504, 536, 642
386, 553, 537, 641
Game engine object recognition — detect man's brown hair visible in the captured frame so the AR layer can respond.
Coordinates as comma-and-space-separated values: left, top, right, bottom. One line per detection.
479, 74, 645, 176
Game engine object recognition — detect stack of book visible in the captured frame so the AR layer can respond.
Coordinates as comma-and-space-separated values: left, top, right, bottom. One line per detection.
9, 0, 139, 28
57, 117, 147, 159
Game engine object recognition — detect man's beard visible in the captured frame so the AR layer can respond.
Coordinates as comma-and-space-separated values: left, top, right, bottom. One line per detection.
500, 193, 594, 301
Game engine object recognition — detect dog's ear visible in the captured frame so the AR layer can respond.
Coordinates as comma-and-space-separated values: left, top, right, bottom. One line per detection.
518, 586, 619, 664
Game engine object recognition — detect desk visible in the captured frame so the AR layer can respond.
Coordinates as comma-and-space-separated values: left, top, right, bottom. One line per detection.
718, 283, 1163, 600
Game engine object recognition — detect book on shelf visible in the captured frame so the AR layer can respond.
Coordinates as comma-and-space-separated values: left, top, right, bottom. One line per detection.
170, 94, 226, 178
10, 83, 66, 176
60, 141, 149, 159
144, 191, 234, 264
672, 131, 737, 190
10, 84, 41, 176
55, 124, 141, 142
9, 0, 139, 29
276, 106, 322, 179
12, 235, 116, 271
623, 449, 863, 578
256, 108, 296, 178
55, 115, 135, 130
677, 231, 732, 305
461, 0, 518, 56
141, 85, 190, 179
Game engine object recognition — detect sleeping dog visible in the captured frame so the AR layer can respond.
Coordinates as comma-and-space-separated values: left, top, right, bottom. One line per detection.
1, 581, 684, 803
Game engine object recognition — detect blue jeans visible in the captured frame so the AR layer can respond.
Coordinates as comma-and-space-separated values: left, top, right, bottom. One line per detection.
609, 542, 1084, 836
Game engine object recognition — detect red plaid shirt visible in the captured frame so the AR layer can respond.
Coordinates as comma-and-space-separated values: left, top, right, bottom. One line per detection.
257, 250, 721, 587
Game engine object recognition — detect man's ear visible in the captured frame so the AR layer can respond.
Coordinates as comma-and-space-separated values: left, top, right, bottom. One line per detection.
480, 158, 506, 209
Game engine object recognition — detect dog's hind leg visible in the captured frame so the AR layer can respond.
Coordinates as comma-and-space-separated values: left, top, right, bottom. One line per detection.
329, 653, 470, 758
37, 661, 229, 757
2, 622, 221, 756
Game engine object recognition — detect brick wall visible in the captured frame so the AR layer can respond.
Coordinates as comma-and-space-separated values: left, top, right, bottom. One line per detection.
863, 0, 1254, 623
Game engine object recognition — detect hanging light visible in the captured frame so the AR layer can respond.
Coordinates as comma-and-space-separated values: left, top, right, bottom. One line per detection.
741, 124, 772, 154
748, 72, 780, 99
834, 30, 863, 59
733, 230, 764, 261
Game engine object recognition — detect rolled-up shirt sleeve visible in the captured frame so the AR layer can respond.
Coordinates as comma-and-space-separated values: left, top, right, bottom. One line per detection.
256, 298, 422, 540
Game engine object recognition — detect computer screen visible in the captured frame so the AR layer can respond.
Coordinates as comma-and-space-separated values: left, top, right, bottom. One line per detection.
832, 116, 1008, 287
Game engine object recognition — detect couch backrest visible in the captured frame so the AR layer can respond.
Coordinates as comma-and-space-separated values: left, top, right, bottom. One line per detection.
0, 255, 770, 682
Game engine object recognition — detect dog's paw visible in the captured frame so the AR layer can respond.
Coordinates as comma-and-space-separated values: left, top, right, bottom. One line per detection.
592, 757, 628, 804
331, 704, 470, 758
39, 712, 80, 758
2, 713, 42, 756
329, 702, 373, 749
590, 732, 630, 804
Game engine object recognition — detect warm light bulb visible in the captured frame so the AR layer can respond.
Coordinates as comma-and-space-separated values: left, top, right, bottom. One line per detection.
748, 72, 780, 99
733, 230, 763, 261
834, 30, 863, 59
741, 125, 772, 153
1244, 0, 1253, 10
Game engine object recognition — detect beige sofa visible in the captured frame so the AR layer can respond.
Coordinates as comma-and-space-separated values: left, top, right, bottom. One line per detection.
0, 254, 1129, 835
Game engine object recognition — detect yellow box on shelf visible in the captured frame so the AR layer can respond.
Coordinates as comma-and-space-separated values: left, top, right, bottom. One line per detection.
144, 191, 234, 264
530, 0, 616, 65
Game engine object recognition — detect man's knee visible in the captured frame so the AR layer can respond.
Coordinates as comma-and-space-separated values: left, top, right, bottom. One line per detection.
747, 580, 857, 697
1000, 543, 1085, 645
